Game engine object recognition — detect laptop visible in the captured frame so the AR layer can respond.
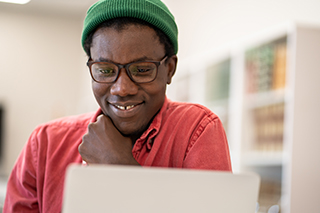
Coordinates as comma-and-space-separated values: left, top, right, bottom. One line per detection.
62, 165, 260, 213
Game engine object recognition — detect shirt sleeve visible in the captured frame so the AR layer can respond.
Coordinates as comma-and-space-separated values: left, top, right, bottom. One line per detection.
4, 129, 40, 212
183, 114, 232, 171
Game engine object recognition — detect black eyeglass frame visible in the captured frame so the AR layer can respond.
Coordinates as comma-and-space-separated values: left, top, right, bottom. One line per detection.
87, 55, 168, 84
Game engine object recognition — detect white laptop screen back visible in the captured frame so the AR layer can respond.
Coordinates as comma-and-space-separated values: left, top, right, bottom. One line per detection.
62, 165, 260, 213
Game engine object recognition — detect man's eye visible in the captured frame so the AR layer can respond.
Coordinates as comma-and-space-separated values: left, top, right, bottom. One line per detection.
137, 68, 151, 73
131, 67, 153, 76
99, 68, 114, 74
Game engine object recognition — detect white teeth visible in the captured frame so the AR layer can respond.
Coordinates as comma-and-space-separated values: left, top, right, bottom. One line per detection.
116, 105, 125, 110
126, 105, 135, 110
114, 104, 135, 110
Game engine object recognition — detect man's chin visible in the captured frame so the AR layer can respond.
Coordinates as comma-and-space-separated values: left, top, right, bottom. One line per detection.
119, 128, 142, 137
117, 124, 148, 140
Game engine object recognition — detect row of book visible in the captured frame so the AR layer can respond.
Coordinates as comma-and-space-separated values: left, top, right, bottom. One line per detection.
253, 103, 285, 152
246, 39, 287, 93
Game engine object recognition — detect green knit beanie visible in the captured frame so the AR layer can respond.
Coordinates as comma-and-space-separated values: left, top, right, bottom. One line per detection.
81, 0, 178, 54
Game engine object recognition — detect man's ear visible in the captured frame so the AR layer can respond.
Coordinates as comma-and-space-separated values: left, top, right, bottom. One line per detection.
166, 55, 178, 85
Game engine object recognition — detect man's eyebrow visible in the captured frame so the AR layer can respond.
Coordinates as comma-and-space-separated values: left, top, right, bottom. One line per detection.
96, 56, 154, 64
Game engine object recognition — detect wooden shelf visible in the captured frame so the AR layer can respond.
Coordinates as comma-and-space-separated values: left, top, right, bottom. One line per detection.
244, 89, 286, 109
242, 151, 283, 167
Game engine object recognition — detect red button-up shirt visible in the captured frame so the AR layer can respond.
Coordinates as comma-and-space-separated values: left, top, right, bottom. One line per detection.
4, 97, 231, 212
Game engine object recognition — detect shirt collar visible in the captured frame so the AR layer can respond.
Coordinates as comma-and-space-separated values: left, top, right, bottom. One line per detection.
139, 96, 168, 143
91, 108, 102, 123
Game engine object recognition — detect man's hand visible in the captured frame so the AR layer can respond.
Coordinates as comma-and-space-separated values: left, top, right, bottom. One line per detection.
78, 114, 140, 166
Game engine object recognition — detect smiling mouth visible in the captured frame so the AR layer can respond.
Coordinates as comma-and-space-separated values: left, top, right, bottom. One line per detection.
112, 101, 147, 111
114, 104, 136, 110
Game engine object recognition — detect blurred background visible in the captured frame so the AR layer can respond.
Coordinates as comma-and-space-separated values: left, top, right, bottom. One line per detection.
0, 0, 320, 212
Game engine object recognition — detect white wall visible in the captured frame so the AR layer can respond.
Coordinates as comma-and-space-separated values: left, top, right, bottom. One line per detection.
163, 0, 320, 60
0, 7, 97, 175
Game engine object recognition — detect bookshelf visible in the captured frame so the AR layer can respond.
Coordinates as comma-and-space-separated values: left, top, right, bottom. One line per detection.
167, 22, 320, 213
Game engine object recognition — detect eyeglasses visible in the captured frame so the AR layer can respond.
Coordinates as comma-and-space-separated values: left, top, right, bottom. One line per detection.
87, 55, 168, 84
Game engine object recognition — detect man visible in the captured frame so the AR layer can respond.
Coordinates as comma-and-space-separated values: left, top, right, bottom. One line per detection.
4, 0, 232, 212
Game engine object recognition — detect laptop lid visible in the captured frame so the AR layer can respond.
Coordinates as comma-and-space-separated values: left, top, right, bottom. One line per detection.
62, 165, 260, 213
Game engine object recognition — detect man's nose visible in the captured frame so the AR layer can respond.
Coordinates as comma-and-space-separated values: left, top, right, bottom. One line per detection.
110, 69, 138, 96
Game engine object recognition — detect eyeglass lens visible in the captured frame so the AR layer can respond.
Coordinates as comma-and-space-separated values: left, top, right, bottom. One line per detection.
91, 61, 157, 83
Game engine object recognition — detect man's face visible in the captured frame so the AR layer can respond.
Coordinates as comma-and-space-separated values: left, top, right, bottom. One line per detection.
90, 24, 176, 138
